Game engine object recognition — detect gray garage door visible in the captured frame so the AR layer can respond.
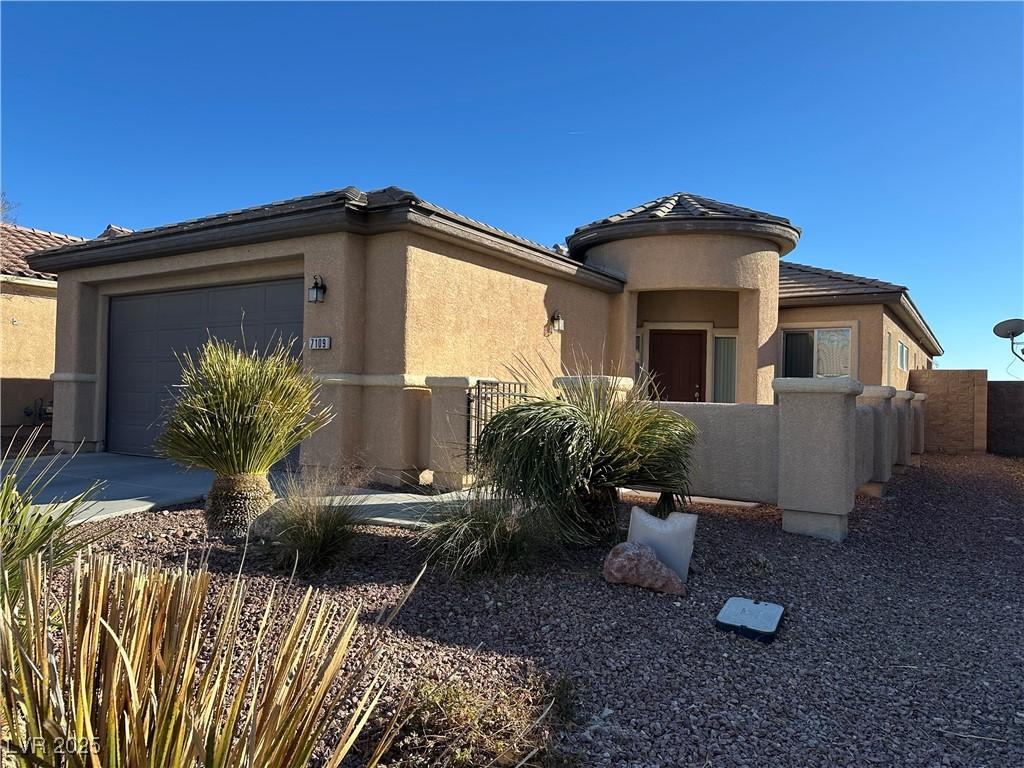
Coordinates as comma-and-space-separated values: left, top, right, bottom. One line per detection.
106, 279, 304, 456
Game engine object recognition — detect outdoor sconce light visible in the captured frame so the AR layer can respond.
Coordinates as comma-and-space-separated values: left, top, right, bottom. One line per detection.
308, 274, 326, 303
550, 311, 565, 333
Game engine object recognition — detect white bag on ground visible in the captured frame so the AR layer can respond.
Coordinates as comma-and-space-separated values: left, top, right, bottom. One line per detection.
627, 506, 698, 582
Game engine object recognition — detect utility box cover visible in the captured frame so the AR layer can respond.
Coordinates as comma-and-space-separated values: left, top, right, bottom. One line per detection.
715, 597, 784, 643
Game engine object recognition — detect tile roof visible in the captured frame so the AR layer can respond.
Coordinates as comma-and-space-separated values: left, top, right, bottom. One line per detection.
568, 192, 801, 257
779, 261, 906, 302
1, 222, 85, 280
578, 192, 796, 229
28, 186, 584, 274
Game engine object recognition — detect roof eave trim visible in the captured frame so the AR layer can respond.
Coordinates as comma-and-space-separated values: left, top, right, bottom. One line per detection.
372, 205, 624, 293
568, 218, 801, 257
27, 206, 358, 272
779, 291, 943, 357
0, 274, 58, 288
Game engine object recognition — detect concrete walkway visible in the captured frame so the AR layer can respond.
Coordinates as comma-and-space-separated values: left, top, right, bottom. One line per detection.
5, 452, 214, 523
5, 452, 463, 527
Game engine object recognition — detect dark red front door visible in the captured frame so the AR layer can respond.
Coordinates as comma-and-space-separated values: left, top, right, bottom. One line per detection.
648, 330, 707, 402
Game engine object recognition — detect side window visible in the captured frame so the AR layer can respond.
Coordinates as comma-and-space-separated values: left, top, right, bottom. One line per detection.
897, 341, 909, 371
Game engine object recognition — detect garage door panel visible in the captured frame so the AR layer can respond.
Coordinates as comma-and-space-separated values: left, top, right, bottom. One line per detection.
107, 278, 303, 456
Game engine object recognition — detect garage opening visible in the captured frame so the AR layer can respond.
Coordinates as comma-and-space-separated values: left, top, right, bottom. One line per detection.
106, 278, 304, 456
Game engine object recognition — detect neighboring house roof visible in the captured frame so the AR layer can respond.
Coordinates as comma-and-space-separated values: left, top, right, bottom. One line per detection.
97, 223, 134, 239
0, 222, 85, 280
568, 192, 801, 257
26, 186, 623, 292
780, 261, 943, 357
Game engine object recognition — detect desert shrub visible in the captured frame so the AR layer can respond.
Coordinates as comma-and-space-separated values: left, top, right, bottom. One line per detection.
261, 469, 362, 573
155, 336, 333, 537
0, 552, 407, 767
0, 428, 97, 603
377, 673, 570, 768
416, 491, 553, 574
476, 370, 698, 544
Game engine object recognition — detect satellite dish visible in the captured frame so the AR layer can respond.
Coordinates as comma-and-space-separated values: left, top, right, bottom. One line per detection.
993, 318, 1024, 339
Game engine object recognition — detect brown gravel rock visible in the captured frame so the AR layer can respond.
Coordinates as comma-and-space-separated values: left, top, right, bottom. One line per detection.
603, 542, 688, 596
74, 454, 1024, 767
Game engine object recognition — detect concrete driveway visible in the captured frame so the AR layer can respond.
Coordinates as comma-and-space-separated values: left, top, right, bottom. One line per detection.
6, 452, 213, 523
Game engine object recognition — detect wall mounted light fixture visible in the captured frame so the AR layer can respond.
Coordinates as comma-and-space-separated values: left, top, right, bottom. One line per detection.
550, 311, 565, 333
308, 274, 327, 303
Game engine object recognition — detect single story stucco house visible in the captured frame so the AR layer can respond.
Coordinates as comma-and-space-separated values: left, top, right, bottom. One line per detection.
26, 187, 941, 488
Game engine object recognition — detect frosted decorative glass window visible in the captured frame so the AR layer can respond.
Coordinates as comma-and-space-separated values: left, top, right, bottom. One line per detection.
898, 341, 909, 371
784, 327, 853, 378
815, 328, 851, 377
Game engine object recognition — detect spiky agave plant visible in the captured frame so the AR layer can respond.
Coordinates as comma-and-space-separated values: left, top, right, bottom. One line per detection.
0, 426, 98, 604
155, 337, 333, 537
0, 553, 410, 767
475, 369, 698, 545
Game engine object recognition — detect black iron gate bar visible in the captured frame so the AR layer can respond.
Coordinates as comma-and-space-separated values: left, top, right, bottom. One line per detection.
467, 379, 528, 472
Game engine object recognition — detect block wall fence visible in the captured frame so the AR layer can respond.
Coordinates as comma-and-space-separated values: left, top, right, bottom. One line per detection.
907, 369, 987, 454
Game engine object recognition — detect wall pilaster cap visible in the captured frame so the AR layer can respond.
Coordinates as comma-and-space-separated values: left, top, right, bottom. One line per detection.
894, 390, 915, 400
553, 375, 635, 392
859, 385, 896, 399
912, 392, 928, 401
772, 377, 864, 396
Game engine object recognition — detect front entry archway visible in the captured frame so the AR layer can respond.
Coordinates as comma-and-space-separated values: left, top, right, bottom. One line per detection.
648, 329, 707, 402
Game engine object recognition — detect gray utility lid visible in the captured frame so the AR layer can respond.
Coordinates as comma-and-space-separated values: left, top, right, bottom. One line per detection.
715, 597, 784, 643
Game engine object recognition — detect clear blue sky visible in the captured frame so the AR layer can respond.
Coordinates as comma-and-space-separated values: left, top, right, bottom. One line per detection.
3, 2, 1022, 378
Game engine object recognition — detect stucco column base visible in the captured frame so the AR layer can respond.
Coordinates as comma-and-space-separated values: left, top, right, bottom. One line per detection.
893, 390, 914, 466
911, 392, 927, 455
782, 509, 848, 542
857, 385, 896, 483
907, 455, 922, 468
857, 481, 886, 498
892, 464, 907, 475
773, 377, 863, 542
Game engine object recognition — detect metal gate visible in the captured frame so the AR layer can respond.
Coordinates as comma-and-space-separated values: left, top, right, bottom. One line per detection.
467, 380, 528, 472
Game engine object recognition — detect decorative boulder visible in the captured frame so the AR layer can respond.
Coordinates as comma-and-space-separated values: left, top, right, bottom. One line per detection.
627, 506, 697, 582
603, 542, 687, 596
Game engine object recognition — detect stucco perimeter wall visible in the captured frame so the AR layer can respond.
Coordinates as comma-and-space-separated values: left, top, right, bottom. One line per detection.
403, 233, 614, 378
662, 402, 778, 502
908, 369, 987, 454
587, 234, 780, 403
1, 280, 57, 428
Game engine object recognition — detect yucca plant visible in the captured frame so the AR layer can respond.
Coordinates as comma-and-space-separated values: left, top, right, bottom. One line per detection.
155, 337, 333, 537
0, 426, 97, 603
0, 552, 410, 767
475, 369, 698, 544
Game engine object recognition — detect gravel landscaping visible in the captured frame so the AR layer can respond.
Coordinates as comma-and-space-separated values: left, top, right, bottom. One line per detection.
78, 453, 1024, 767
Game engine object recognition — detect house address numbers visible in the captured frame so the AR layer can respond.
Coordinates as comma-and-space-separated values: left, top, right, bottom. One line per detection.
308, 336, 332, 350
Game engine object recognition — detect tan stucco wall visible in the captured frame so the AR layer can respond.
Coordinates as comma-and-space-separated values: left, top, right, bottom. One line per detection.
881, 309, 931, 389
404, 233, 613, 378
636, 289, 739, 328
777, 303, 932, 388
587, 234, 780, 403
1, 280, 57, 428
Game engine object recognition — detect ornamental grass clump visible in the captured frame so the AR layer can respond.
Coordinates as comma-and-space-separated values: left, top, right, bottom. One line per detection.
475, 369, 698, 545
155, 337, 333, 537
0, 553, 408, 767
0, 427, 97, 603
262, 469, 362, 574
